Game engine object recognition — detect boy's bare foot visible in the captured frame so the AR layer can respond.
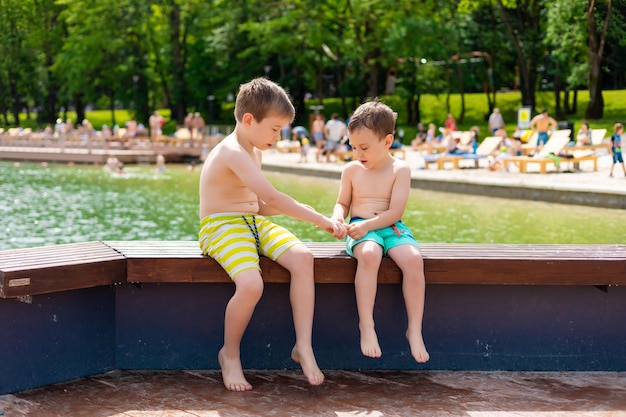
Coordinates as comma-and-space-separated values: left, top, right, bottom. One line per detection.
218, 348, 253, 391
360, 324, 382, 358
406, 330, 430, 363
291, 346, 325, 386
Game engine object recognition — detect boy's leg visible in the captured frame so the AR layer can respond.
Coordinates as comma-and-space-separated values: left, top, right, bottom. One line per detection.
220, 269, 264, 391
275, 243, 324, 386
352, 241, 384, 358
387, 245, 430, 363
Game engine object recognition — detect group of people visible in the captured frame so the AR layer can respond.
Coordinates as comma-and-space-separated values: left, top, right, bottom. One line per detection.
184, 112, 206, 144
199, 78, 429, 392
410, 106, 625, 175
279, 112, 352, 162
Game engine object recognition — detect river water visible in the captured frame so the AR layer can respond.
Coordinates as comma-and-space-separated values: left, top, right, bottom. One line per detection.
1, 161, 624, 250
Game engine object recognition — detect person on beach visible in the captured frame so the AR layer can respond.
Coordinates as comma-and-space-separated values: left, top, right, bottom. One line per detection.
311, 114, 326, 162
198, 77, 345, 391
530, 109, 558, 147
331, 99, 429, 364
609, 122, 625, 178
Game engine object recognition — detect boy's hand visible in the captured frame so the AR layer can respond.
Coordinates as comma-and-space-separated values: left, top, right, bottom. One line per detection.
346, 222, 367, 240
330, 218, 347, 239
319, 217, 347, 239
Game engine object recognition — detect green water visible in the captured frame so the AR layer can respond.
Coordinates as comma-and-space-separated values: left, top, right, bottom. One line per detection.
1, 161, 624, 250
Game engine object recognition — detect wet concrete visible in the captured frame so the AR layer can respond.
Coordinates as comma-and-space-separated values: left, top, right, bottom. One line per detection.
1, 370, 625, 416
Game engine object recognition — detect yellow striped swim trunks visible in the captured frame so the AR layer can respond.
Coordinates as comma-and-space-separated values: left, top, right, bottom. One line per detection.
198, 213, 300, 279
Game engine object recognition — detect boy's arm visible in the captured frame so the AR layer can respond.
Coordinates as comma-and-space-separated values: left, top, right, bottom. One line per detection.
332, 168, 353, 223
258, 199, 281, 216
229, 148, 337, 232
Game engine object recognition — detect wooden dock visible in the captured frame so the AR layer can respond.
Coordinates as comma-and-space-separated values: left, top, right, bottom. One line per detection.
1, 241, 626, 414
0, 132, 215, 164
0, 144, 205, 165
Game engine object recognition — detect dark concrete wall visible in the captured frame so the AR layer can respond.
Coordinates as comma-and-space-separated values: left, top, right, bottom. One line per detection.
2, 282, 625, 394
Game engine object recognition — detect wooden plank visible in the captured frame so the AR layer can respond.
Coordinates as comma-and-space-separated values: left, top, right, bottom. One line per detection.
105, 241, 626, 286
2, 241, 625, 298
0, 242, 126, 298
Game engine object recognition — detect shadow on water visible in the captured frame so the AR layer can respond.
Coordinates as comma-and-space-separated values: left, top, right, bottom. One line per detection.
1, 161, 625, 250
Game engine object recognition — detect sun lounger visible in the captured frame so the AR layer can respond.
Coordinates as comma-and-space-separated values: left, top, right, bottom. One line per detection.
519, 131, 540, 155
502, 129, 584, 174
563, 129, 609, 154
460, 136, 503, 168
556, 129, 607, 171
424, 136, 502, 170
423, 153, 463, 169
415, 140, 446, 155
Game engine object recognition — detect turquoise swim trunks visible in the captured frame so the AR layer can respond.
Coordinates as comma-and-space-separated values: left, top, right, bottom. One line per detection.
345, 217, 419, 257
199, 213, 300, 279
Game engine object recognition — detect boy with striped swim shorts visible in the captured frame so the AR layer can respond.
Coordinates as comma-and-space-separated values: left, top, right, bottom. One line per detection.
331, 100, 430, 364
199, 78, 345, 392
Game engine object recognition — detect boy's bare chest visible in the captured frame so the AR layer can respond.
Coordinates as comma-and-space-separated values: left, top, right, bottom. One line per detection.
352, 170, 395, 197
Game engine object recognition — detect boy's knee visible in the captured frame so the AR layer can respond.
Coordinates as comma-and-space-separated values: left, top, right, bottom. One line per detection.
406, 252, 424, 270
289, 244, 314, 266
234, 274, 264, 301
356, 247, 383, 267
278, 244, 313, 271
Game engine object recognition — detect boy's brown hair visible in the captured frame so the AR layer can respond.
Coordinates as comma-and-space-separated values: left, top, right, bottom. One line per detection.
614, 122, 624, 133
348, 99, 397, 139
234, 78, 295, 123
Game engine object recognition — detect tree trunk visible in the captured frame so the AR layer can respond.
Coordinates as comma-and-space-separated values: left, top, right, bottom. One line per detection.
405, 59, 418, 126
415, 93, 421, 126
563, 89, 571, 115
109, 88, 117, 127
169, 2, 187, 124
40, 72, 59, 126
553, 75, 564, 119
9, 76, 21, 126
585, 0, 612, 120
74, 95, 85, 125
456, 62, 466, 124
497, 0, 538, 110
367, 63, 380, 98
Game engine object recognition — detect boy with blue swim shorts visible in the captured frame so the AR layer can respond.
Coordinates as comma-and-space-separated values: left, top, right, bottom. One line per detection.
331, 99, 429, 364
345, 217, 418, 257
609, 122, 625, 178
198, 78, 344, 392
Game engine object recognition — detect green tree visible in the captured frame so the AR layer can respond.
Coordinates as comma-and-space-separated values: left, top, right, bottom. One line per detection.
0, 0, 39, 125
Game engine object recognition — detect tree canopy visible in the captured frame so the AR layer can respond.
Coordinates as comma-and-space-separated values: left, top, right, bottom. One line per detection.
1, 0, 624, 127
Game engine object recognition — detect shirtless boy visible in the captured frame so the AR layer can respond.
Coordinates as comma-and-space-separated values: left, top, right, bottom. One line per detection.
199, 78, 345, 391
530, 108, 558, 146
331, 100, 429, 364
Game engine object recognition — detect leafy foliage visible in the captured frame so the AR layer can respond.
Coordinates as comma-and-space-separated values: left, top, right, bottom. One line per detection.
1, 0, 625, 128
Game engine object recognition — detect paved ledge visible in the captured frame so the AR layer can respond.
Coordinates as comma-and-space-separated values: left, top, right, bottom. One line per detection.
262, 148, 626, 209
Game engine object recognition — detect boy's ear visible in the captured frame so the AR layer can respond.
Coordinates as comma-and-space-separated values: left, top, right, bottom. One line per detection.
384, 134, 394, 148
241, 113, 254, 126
